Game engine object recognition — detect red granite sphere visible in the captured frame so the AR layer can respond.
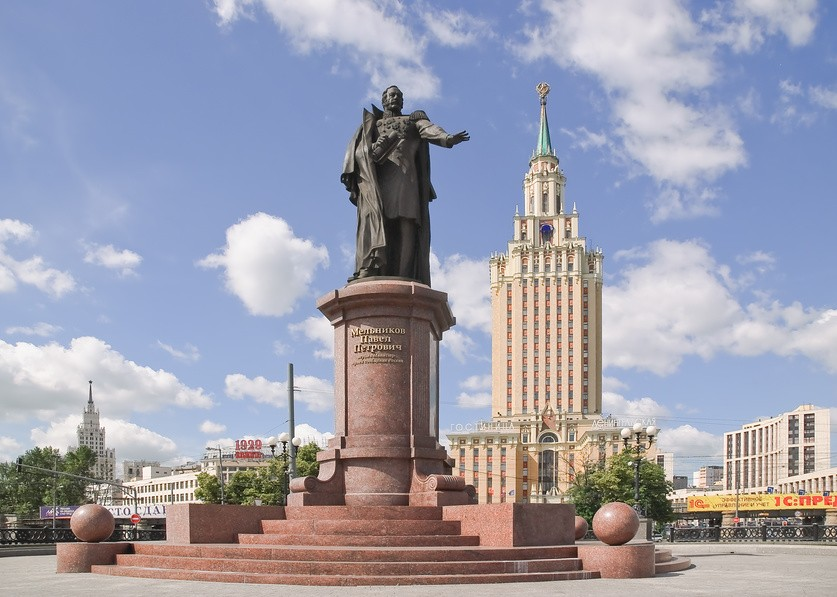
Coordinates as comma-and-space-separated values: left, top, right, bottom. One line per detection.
592, 501, 639, 546
70, 504, 115, 543
574, 515, 589, 540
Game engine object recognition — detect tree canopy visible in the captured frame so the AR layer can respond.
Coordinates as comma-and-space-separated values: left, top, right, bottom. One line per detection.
567, 451, 674, 524
0, 445, 97, 518
195, 442, 321, 505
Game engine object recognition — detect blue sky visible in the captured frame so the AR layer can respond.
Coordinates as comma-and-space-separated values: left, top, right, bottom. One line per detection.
1, 1, 835, 477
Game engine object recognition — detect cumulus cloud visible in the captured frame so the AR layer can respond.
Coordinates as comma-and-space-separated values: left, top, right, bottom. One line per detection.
30, 415, 180, 462
809, 85, 837, 110
157, 341, 201, 363
200, 420, 227, 434
604, 239, 837, 375
701, 0, 818, 52
5, 322, 62, 337
83, 242, 142, 277
198, 213, 329, 318
432, 253, 491, 362
419, 8, 494, 47
210, 0, 443, 100
431, 253, 491, 333
293, 422, 335, 448
0, 336, 214, 423
225, 372, 333, 412
288, 316, 334, 360
0, 219, 76, 297
655, 424, 724, 465
514, 0, 776, 221
455, 374, 492, 409
0, 435, 22, 462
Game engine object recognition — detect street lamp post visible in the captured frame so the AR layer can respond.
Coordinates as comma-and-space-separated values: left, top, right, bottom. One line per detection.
620, 423, 658, 515
268, 433, 300, 506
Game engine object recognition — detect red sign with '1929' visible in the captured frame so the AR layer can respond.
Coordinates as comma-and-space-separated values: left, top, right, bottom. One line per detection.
234, 438, 265, 460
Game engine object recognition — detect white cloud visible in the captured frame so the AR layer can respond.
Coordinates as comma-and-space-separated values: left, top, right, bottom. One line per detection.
0, 336, 214, 423
288, 316, 334, 359
655, 424, 723, 462
0, 435, 22, 462
5, 322, 62, 337
157, 341, 201, 363
83, 242, 142, 277
702, 0, 818, 52
0, 219, 76, 298
224, 372, 333, 412
432, 253, 491, 362
440, 328, 478, 363
455, 374, 492, 409
515, 0, 752, 221
810, 85, 837, 110
292, 422, 335, 449
602, 392, 671, 421
211, 0, 441, 100
198, 213, 329, 318
30, 415, 179, 462
431, 253, 491, 333
604, 239, 837, 375
200, 420, 227, 434
419, 8, 493, 47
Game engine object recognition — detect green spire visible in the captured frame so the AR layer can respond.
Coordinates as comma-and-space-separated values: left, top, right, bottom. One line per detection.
533, 82, 556, 160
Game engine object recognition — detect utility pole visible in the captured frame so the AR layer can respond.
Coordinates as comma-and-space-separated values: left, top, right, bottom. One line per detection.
216, 446, 225, 504
288, 363, 297, 479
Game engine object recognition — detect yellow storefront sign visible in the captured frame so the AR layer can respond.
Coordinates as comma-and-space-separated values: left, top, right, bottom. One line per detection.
687, 493, 835, 512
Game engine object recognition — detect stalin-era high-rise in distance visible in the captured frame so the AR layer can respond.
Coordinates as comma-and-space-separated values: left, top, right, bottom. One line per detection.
448, 84, 647, 504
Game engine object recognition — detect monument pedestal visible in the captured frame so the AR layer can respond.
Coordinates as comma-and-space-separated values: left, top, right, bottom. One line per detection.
289, 279, 473, 507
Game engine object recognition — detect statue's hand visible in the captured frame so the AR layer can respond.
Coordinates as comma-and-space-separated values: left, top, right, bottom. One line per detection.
450, 131, 470, 146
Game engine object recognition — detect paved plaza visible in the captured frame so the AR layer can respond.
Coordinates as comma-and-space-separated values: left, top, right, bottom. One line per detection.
1, 543, 834, 596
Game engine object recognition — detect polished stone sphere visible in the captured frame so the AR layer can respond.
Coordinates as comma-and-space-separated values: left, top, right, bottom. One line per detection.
592, 501, 639, 546
70, 504, 115, 543
574, 515, 589, 540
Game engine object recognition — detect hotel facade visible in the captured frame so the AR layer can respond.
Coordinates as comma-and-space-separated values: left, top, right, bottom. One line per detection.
446, 84, 656, 504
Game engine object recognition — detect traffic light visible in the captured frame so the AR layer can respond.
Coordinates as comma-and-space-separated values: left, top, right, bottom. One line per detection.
16, 457, 23, 473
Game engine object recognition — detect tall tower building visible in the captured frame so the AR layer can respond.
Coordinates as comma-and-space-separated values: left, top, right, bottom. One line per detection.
77, 380, 116, 482
490, 81, 604, 419
448, 84, 639, 504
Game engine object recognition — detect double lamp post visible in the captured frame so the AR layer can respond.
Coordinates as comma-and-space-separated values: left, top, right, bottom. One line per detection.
267, 432, 302, 506
620, 423, 658, 515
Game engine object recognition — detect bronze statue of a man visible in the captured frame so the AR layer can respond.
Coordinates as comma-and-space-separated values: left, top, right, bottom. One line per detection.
341, 85, 469, 285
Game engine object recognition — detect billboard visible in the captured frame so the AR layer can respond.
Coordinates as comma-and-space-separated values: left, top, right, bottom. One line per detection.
687, 493, 835, 512
40, 504, 168, 519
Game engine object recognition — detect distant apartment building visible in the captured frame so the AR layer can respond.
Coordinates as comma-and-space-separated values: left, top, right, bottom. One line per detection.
120, 451, 274, 507
693, 465, 724, 489
724, 404, 831, 492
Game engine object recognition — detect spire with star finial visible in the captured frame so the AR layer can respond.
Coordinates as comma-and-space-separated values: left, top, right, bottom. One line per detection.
533, 82, 557, 162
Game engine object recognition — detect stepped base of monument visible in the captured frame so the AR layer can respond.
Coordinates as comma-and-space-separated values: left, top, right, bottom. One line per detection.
77, 504, 688, 585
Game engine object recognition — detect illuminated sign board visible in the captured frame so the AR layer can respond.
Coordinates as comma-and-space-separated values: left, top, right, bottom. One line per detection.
687, 493, 836, 512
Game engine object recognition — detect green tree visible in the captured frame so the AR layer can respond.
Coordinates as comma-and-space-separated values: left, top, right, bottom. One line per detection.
295, 442, 320, 478
567, 451, 674, 524
194, 472, 222, 504
193, 442, 321, 506
0, 445, 97, 518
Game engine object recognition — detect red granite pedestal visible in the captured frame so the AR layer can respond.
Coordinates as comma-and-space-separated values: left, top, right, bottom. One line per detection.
288, 279, 472, 507
77, 280, 690, 585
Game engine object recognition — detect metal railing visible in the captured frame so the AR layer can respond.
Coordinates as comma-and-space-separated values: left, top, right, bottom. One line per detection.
0, 527, 165, 545
671, 524, 837, 543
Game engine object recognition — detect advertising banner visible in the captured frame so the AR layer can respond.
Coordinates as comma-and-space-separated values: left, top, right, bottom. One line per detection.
687, 493, 835, 512
40, 504, 168, 519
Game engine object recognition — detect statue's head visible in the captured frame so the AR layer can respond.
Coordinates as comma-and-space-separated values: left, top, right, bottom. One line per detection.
381, 86, 404, 112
